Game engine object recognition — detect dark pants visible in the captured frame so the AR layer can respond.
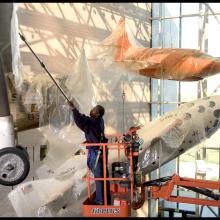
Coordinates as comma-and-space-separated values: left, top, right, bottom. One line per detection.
87, 150, 111, 205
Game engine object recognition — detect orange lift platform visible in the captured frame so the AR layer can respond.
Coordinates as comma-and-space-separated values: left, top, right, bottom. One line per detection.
81, 127, 142, 217
81, 143, 132, 217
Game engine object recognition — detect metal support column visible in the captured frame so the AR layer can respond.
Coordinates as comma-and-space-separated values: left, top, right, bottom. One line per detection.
0, 56, 10, 117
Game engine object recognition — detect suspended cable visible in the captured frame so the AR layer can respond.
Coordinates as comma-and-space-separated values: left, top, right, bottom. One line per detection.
121, 8, 126, 134
211, 83, 220, 95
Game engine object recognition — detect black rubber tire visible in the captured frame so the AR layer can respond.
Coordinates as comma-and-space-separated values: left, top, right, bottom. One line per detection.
16, 145, 29, 160
0, 147, 30, 186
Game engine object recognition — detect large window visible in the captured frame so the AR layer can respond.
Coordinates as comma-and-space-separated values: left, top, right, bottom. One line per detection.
151, 3, 220, 218
181, 17, 199, 49
208, 15, 220, 57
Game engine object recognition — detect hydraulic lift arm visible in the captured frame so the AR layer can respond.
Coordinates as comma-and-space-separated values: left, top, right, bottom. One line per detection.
143, 174, 220, 207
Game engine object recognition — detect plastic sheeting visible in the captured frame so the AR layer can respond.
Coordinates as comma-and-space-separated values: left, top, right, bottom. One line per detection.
8, 155, 87, 217
9, 47, 97, 171
30, 50, 95, 170
10, 3, 23, 88
137, 95, 220, 175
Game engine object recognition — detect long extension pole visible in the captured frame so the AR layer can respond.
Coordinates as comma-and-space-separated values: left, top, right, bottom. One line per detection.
19, 33, 70, 102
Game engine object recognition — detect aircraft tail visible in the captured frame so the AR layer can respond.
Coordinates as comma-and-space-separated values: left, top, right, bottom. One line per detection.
114, 18, 133, 60
100, 18, 133, 61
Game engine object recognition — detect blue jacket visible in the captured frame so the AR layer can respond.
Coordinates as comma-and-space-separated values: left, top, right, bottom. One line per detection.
72, 108, 108, 154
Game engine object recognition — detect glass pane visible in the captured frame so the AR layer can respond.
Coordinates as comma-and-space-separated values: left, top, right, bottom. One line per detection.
161, 18, 180, 48
208, 15, 220, 57
179, 148, 197, 213
152, 3, 160, 18
206, 149, 219, 181
206, 73, 220, 96
179, 148, 196, 178
204, 130, 220, 155
160, 159, 176, 177
161, 103, 178, 115
161, 3, 180, 17
151, 79, 158, 102
181, 17, 199, 49
180, 81, 198, 102
151, 103, 159, 120
160, 80, 179, 102
208, 3, 220, 13
152, 20, 160, 47
179, 147, 197, 213
181, 3, 199, 15
201, 206, 218, 217
178, 193, 196, 212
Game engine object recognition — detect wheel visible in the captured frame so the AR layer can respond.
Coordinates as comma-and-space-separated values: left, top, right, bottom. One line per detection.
16, 145, 29, 160
0, 147, 30, 186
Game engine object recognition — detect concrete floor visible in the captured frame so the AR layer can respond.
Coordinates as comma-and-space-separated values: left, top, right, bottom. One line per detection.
0, 187, 16, 217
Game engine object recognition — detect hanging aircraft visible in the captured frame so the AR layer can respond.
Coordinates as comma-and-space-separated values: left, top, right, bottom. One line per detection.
137, 94, 220, 174
92, 18, 220, 81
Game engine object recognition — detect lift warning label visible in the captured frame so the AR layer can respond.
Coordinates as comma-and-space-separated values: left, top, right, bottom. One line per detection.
91, 208, 120, 214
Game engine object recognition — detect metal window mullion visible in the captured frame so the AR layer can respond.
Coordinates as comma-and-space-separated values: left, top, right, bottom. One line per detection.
155, 4, 162, 218
219, 148, 220, 217
148, 3, 153, 218
158, 3, 162, 118
150, 12, 220, 21
176, 3, 182, 213
157, 3, 162, 118
203, 4, 208, 97
195, 4, 205, 216
204, 3, 220, 25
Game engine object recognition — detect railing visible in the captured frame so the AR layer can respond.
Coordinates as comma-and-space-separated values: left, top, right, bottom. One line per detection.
81, 140, 135, 206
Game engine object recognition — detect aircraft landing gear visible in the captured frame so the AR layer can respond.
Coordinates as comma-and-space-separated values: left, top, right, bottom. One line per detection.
0, 147, 30, 186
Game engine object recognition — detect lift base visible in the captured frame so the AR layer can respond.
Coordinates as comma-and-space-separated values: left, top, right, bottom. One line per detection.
82, 192, 131, 217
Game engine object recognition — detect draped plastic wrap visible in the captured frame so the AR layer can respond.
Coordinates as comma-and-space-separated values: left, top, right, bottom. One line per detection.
8, 155, 87, 217
35, 50, 96, 171
10, 3, 23, 89
137, 95, 220, 175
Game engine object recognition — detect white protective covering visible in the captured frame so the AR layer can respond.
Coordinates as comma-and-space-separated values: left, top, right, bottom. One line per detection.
10, 3, 23, 88
0, 116, 16, 149
137, 95, 220, 174
8, 155, 87, 217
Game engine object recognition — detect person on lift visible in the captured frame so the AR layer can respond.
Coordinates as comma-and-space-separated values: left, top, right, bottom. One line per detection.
68, 100, 111, 205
